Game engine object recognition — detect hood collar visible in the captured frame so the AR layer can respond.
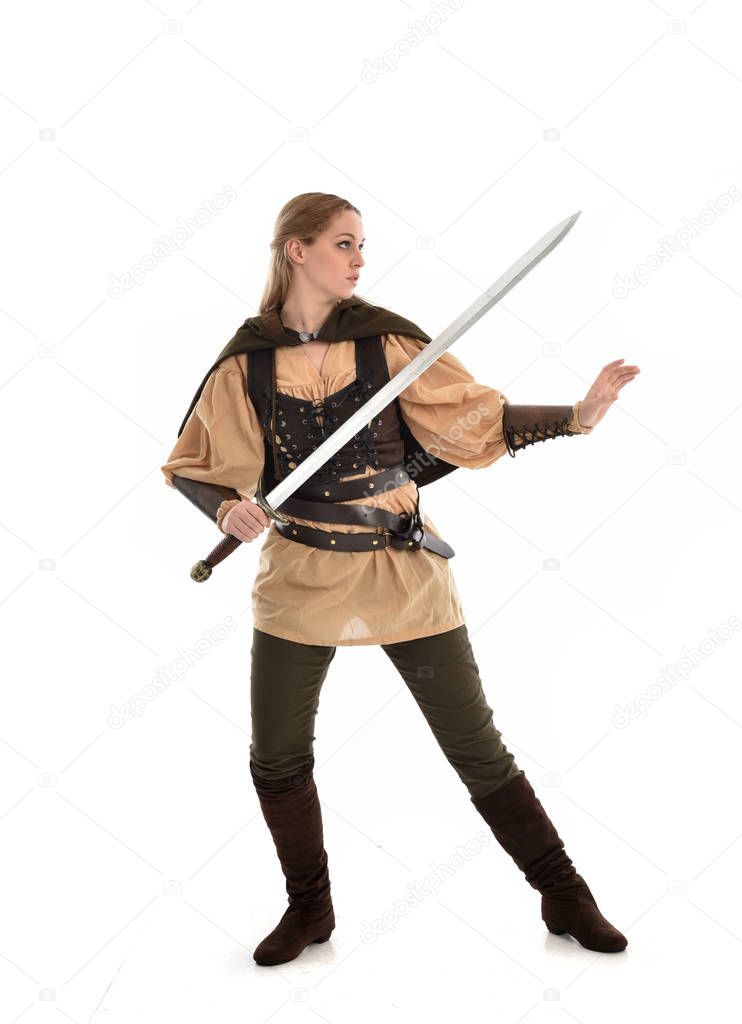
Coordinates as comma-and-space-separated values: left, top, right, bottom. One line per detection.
245, 297, 362, 345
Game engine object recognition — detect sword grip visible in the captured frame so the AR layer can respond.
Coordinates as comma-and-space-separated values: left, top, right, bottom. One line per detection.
190, 474, 291, 583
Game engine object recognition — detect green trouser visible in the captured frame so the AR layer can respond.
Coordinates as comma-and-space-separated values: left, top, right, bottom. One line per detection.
249, 623, 522, 800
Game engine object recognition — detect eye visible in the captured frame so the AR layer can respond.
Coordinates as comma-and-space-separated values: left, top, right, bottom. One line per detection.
338, 241, 364, 251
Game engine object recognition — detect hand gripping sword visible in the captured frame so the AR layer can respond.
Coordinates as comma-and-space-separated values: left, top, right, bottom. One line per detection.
188, 211, 581, 581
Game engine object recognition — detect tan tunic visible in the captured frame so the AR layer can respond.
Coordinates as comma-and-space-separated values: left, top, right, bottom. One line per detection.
161, 333, 591, 646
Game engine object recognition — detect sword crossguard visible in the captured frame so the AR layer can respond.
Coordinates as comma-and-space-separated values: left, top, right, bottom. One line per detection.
254, 473, 292, 525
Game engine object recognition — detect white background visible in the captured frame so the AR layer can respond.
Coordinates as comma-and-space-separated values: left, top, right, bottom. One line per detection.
2, 0, 741, 1020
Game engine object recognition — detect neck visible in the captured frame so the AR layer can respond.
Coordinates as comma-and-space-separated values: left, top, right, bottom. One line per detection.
279, 289, 342, 334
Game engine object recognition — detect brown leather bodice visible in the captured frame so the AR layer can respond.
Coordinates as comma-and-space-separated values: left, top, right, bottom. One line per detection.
252, 337, 406, 488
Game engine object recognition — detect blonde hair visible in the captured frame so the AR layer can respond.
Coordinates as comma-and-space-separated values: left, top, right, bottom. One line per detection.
259, 192, 362, 314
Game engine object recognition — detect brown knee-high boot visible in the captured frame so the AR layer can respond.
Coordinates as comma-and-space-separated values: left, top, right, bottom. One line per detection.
472, 772, 627, 953
250, 757, 335, 966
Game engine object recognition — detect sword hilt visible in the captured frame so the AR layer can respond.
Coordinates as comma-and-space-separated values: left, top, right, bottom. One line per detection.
189, 474, 290, 583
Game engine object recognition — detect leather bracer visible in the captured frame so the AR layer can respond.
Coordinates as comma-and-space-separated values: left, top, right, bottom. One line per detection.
171, 474, 242, 531
502, 401, 592, 457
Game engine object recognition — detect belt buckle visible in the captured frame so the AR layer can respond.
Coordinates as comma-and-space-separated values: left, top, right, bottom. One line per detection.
388, 511, 424, 550
407, 511, 425, 550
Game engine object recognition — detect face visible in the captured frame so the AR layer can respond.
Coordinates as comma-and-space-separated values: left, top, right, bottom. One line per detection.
286, 209, 365, 300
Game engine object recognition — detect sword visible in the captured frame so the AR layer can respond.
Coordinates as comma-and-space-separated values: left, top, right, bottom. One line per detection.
189, 210, 581, 581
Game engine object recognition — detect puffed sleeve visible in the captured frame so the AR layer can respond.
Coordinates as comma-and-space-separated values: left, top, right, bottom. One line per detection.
383, 333, 511, 469
383, 333, 591, 470
161, 353, 265, 523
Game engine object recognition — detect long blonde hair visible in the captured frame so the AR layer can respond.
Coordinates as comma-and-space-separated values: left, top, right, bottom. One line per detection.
259, 192, 362, 314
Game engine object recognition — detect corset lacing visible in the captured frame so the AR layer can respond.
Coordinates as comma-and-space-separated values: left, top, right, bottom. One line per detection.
268, 371, 381, 484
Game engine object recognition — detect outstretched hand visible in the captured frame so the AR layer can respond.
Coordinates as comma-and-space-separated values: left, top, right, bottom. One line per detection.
578, 359, 640, 429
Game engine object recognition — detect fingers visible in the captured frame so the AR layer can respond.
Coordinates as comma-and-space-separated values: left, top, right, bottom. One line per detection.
253, 505, 271, 529
231, 522, 262, 542
607, 367, 640, 388
612, 370, 641, 394
594, 360, 639, 394
228, 501, 270, 542
603, 358, 640, 372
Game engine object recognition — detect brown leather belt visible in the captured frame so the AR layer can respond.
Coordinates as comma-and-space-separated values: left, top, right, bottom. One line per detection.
290, 462, 412, 502
271, 462, 455, 559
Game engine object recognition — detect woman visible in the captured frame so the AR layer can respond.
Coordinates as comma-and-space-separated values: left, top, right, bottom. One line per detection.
162, 192, 640, 966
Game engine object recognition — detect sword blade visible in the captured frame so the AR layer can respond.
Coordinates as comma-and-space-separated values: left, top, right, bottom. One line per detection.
260, 211, 581, 515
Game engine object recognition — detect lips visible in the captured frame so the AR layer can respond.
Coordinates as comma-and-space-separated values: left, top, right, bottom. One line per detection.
347, 276, 359, 282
